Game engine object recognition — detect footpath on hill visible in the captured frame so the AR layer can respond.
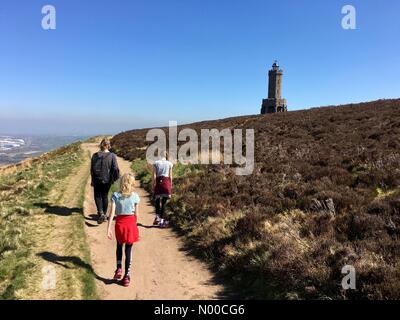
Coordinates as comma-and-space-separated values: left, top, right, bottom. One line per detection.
82, 142, 223, 300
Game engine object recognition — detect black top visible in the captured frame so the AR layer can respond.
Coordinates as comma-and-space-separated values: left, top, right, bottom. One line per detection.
91, 151, 120, 184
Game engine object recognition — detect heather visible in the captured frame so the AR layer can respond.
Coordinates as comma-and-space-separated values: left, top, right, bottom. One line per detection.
112, 99, 400, 299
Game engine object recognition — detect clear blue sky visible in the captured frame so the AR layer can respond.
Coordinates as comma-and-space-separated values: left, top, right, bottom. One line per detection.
0, 0, 399, 135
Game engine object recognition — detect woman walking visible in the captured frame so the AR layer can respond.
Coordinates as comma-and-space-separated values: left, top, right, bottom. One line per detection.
91, 139, 120, 224
152, 151, 173, 228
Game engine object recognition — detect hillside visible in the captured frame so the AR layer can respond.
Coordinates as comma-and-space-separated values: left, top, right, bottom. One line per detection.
1, 138, 225, 300
0, 143, 96, 299
111, 99, 400, 299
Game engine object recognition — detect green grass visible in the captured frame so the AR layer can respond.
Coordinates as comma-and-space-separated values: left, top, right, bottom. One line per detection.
173, 163, 203, 179
85, 136, 110, 144
73, 152, 98, 300
0, 143, 93, 299
131, 159, 203, 190
131, 159, 152, 187
109, 181, 120, 196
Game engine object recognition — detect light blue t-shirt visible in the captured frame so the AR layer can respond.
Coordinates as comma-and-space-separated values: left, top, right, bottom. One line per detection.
111, 192, 140, 216
154, 159, 173, 177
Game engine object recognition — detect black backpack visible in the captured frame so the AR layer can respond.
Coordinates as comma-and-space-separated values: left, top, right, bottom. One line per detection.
92, 152, 113, 184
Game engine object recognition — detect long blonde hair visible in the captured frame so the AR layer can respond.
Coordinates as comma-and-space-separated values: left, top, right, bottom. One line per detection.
120, 173, 135, 197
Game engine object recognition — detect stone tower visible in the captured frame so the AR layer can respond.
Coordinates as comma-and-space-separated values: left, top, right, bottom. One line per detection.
261, 61, 288, 114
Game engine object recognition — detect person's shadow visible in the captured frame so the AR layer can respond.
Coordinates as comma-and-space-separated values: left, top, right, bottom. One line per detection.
137, 223, 159, 229
37, 251, 118, 286
84, 214, 100, 227
34, 202, 83, 217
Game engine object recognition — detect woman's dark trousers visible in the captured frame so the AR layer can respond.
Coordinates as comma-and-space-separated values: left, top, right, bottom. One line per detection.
93, 182, 111, 216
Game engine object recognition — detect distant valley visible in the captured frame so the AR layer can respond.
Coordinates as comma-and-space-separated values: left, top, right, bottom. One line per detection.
0, 135, 88, 166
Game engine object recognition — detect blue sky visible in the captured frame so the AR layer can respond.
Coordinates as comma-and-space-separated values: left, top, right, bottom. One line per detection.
0, 0, 399, 135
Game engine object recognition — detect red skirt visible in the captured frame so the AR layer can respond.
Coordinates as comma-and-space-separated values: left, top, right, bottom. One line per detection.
154, 176, 172, 198
115, 215, 139, 244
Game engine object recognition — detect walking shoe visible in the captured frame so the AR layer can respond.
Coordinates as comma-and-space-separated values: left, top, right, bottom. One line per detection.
122, 275, 130, 287
98, 214, 106, 224
153, 216, 161, 226
160, 220, 170, 228
113, 268, 123, 280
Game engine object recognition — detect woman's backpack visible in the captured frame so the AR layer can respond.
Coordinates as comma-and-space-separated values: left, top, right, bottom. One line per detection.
92, 152, 113, 184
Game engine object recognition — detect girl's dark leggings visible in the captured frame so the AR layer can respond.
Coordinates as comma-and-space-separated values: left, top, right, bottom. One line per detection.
116, 243, 133, 277
155, 197, 168, 219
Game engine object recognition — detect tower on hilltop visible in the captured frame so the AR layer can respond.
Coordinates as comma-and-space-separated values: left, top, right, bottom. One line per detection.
261, 61, 288, 114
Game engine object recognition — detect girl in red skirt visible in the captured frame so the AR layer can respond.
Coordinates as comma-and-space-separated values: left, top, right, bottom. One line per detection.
107, 173, 140, 287
152, 152, 173, 228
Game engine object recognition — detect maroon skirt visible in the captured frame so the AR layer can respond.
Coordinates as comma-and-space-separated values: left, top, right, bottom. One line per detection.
154, 176, 172, 198
115, 215, 139, 244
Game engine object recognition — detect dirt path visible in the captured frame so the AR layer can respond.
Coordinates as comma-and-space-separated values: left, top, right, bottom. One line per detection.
82, 143, 224, 300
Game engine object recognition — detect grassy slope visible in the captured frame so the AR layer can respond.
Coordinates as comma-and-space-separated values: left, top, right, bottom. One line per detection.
0, 143, 96, 300
113, 99, 400, 299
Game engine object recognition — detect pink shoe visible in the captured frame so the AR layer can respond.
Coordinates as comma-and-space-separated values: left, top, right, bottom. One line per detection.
113, 268, 122, 280
122, 275, 130, 287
